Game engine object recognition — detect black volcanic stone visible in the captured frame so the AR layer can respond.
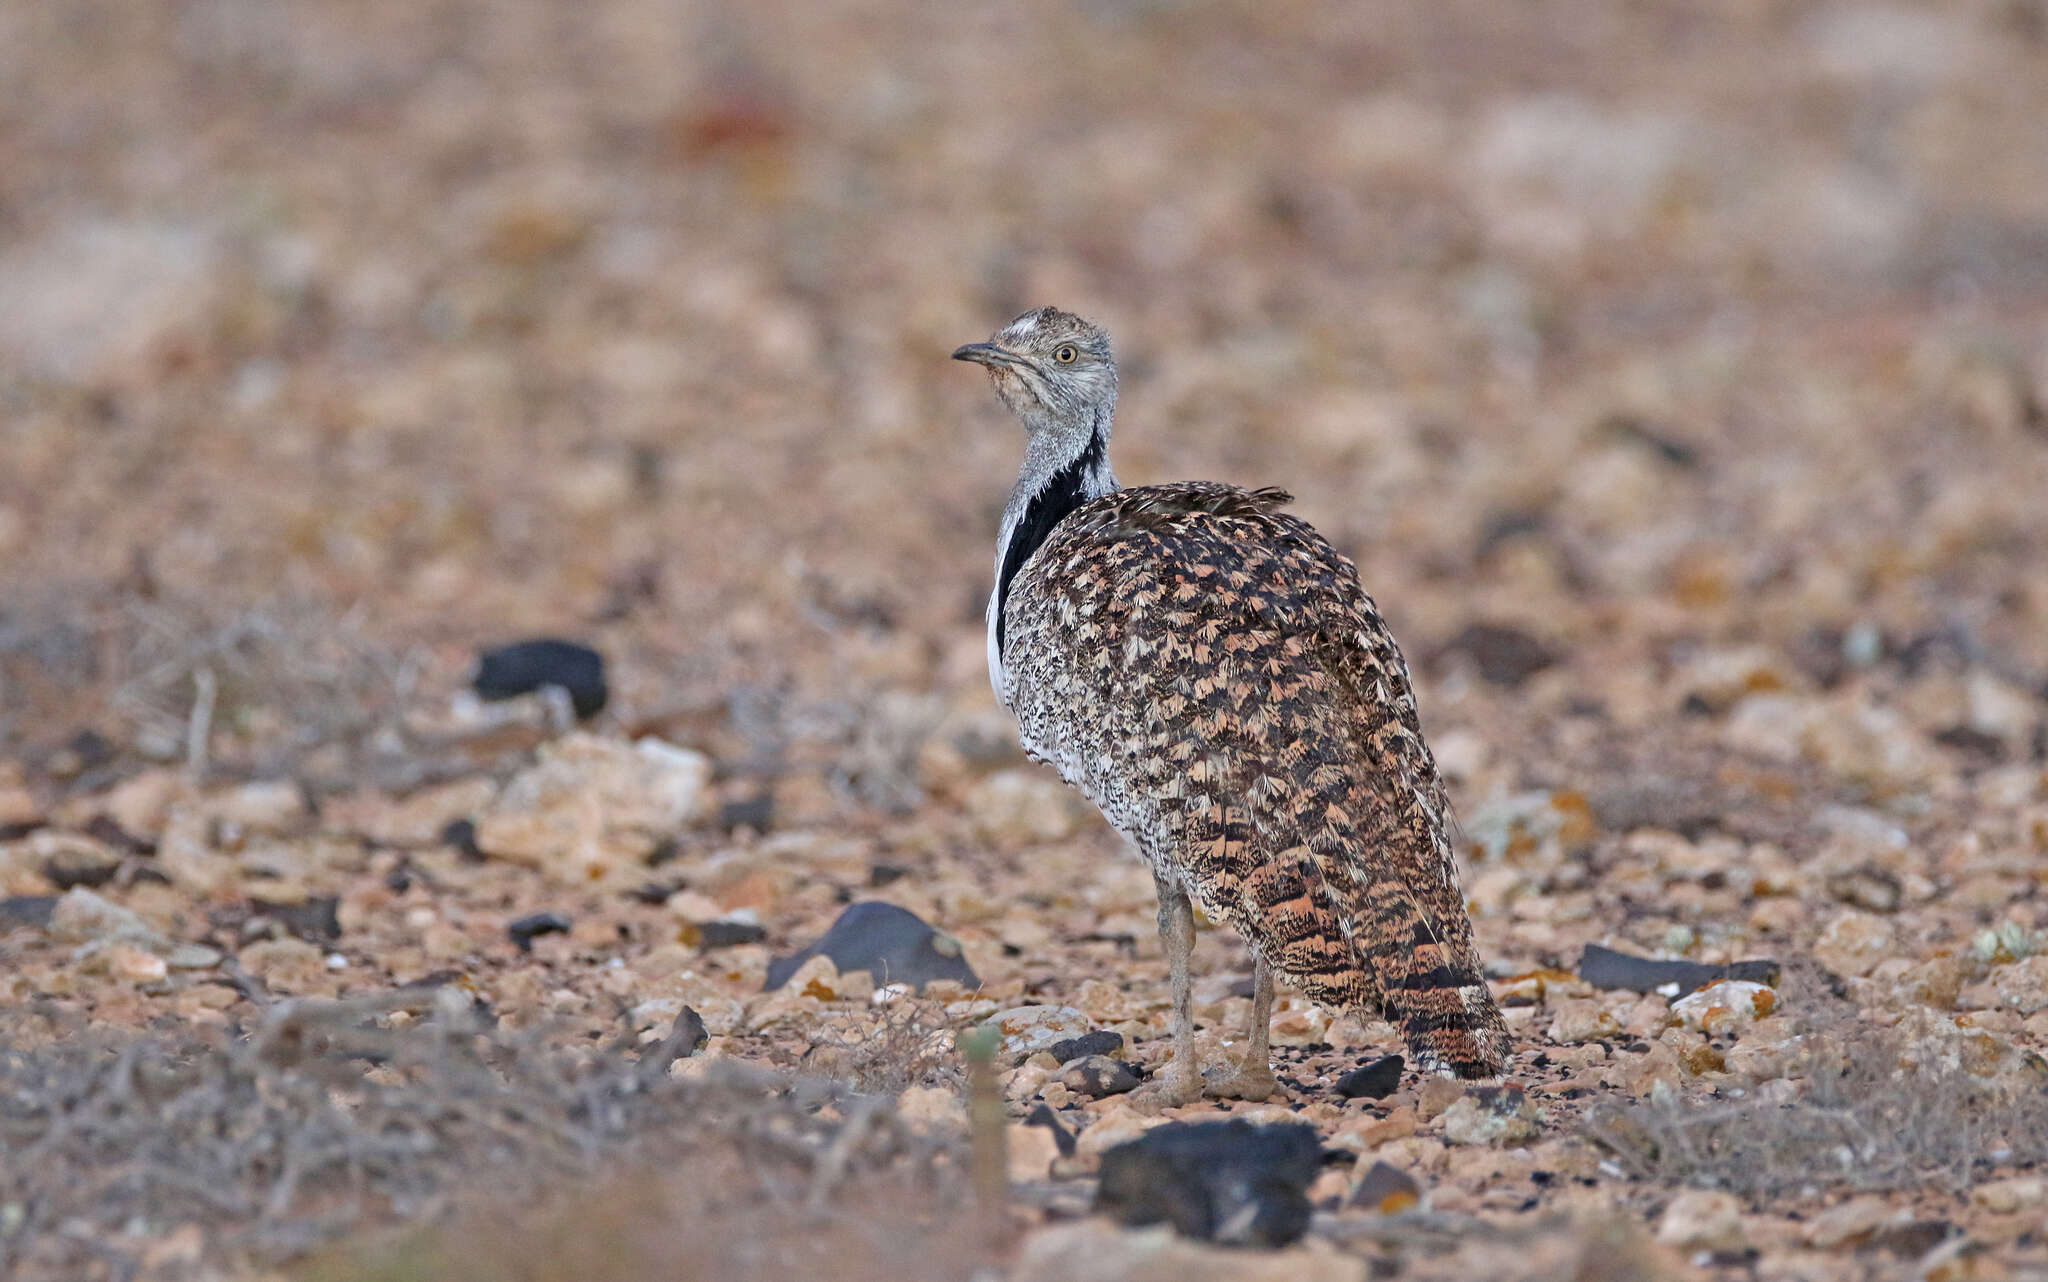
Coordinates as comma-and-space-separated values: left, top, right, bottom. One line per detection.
473, 639, 608, 719
1333, 1053, 1404, 1100
1095, 1119, 1323, 1247
507, 910, 572, 952
1048, 1030, 1124, 1063
764, 900, 978, 992
1577, 943, 1780, 994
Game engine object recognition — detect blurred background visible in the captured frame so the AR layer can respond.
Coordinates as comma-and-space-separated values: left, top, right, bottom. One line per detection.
2, 0, 2046, 791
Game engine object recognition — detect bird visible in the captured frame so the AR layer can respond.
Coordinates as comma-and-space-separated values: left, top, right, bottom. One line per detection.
953, 306, 1510, 1104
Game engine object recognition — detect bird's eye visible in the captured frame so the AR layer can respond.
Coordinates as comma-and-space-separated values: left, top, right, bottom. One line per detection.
1054, 344, 1078, 363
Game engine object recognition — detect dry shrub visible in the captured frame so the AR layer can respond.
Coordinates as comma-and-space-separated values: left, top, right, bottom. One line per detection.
1584, 1028, 2048, 1198
803, 994, 965, 1098
0, 583, 424, 782
0, 990, 970, 1282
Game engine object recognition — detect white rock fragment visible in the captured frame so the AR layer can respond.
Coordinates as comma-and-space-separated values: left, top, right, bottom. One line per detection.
1670, 981, 1778, 1034
1656, 1189, 1746, 1253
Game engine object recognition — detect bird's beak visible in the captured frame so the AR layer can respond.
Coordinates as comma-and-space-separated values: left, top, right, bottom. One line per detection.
951, 342, 1022, 369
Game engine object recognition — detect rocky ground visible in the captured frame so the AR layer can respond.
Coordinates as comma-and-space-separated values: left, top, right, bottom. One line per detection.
4, 1, 2048, 1279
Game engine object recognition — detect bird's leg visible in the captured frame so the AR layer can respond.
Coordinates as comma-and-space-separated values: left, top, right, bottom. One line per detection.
1203, 953, 1280, 1101
1134, 872, 1202, 1111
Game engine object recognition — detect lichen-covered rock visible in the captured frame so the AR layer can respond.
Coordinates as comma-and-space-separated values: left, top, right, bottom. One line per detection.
1440, 1085, 1541, 1146
979, 1004, 1094, 1063
1812, 909, 1895, 978
1670, 980, 1777, 1034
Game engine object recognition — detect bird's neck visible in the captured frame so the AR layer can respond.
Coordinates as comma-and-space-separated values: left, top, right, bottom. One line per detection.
987, 409, 1119, 687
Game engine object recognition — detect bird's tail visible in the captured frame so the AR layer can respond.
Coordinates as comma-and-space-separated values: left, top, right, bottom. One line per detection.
1360, 880, 1511, 1079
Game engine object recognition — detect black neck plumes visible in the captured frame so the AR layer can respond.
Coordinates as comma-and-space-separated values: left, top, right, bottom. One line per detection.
994, 428, 1106, 658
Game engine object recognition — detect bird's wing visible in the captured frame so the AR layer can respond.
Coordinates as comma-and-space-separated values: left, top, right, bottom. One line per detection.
1011, 483, 1507, 1076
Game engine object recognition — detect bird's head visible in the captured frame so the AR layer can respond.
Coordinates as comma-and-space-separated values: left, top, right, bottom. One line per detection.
952, 306, 1117, 438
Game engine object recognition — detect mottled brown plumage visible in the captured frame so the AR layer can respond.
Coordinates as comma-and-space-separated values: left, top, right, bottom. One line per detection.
955, 307, 1508, 1100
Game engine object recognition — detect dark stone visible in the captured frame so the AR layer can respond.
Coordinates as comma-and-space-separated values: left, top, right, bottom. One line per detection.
1871, 1221, 1953, 1258
507, 911, 572, 952
637, 1006, 708, 1085
0, 896, 58, 929
1048, 1030, 1124, 1063
1061, 1054, 1139, 1098
440, 818, 483, 861
1333, 1054, 1404, 1100
46, 729, 115, 779
1095, 1119, 1323, 1248
697, 919, 767, 949
1441, 623, 1560, 688
717, 794, 774, 833
83, 814, 155, 857
472, 639, 608, 719
252, 896, 342, 942
868, 863, 909, 887
1347, 1159, 1422, 1212
1577, 943, 1780, 994
1024, 1103, 1076, 1158
764, 900, 978, 993
1600, 413, 1701, 469
628, 879, 683, 905
1934, 724, 2006, 761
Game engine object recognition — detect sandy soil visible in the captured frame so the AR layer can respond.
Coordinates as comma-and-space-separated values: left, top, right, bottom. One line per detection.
3, 1, 2048, 1279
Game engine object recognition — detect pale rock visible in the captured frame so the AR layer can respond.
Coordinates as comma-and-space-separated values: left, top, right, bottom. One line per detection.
206, 779, 308, 837
235, 937, 328, 993
1548, 998, 1622, 1044
1971, 1176, 2048, 1214
1992, 955, 2048, 1015
1677, 646, 1795, 713
1011, 1220, 1365, 1282
1890, 954, 1962, 1010
105, 943, 169, 984
1670, 981, 1777, 1034
1657, 1189, 1746, 1252
1007, 1122, 1062, 1182
1075, 1109, 1166, 1162
1812, 910, 1895, 978
775, 953, 841, 998
164, 943, 223, 970
48, 888, 165, 947
895, 1084, 967, 1135
1802, 701, 1941, 795
98, 769, 186, 838
0, 780, 41, 828
1329, 1106, 1420, 1156
0, 218, 221, 380
1722, 694, 1812, 763
157, 804, 227, 893
335, 776, 496, 846
978, 1004, 1093, 1063
474, 734, 711, 885
1806, 1195, 1895, 1248
664, 890, 726, 923
24, 830, 123, 887
962, 769, 1091, 846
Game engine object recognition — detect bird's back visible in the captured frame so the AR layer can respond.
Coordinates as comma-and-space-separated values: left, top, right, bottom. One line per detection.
1001, 482, 1508, 1077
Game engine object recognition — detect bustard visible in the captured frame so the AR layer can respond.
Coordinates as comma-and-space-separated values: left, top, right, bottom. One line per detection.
955, 306, 1510, 1103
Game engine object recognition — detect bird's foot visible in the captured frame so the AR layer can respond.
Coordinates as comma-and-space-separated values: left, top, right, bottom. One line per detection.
1129, 1062, 1202, 1114
1202, 1058, 1280, 1102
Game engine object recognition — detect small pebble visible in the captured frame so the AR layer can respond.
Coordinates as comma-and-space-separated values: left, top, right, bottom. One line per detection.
1333, 1054, 1404, 1100
508, 911, 573, 952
